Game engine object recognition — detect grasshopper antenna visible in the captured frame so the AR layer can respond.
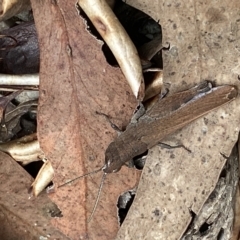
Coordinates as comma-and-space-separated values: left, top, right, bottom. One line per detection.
88, 172, 107, 222
58, 167, 102, 188
58, 167, 107, 222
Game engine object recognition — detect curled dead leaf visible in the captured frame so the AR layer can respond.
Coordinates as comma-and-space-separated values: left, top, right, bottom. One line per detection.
143, 69, 163, 102
138, 34, 163, 61
31, 159, 54, 197
0, 90, 22, 123
0, 0, 31, 21
0, 133, 44, 164
77, 0, 144, 99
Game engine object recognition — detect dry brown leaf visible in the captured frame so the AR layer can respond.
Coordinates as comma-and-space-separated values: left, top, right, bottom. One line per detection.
232, 186, 240, 240
0, 22, 39, 74
116, 0, 240, 239
0, 151, 68, 239
31, 0, 141, 239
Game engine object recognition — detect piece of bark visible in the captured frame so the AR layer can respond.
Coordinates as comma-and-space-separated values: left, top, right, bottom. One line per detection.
231, 135, 240, 240
181, 144, 239, 239
232, 187, 240, 240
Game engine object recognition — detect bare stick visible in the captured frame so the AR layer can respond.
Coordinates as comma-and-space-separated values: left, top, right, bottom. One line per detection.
0, 74, 39, 85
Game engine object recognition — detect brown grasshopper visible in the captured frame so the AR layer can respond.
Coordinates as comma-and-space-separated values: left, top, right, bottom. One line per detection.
59, 81, 237, 221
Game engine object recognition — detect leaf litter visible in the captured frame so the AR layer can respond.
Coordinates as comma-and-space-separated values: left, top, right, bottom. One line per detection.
1, 0, 239, 239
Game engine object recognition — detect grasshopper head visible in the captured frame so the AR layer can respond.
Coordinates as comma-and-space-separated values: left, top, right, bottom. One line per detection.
103, 142, 122, 173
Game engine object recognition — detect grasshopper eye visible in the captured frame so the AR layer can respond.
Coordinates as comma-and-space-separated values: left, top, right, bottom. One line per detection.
103, 157, 122, 173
